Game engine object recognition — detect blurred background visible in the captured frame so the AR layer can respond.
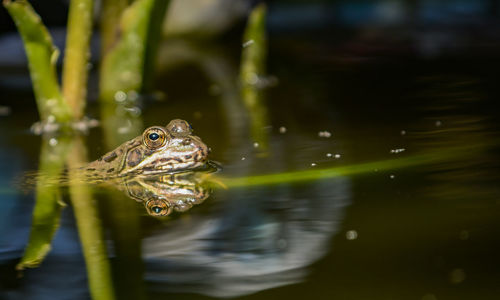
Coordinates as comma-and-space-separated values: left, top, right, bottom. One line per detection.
1, 1, 500, 300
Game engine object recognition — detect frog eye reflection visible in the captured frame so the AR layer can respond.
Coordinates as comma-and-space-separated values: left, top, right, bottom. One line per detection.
143, 127, 167, 149
151, 206, 163, 214
146, 200, 172, 216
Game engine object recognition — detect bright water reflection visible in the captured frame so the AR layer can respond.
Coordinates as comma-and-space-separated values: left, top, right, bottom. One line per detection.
143, 177, 350, 298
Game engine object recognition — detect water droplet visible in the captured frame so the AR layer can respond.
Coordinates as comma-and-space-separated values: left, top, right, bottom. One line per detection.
246, 73, 259, 85
253, 142, 259, 148
114, 91, 127, 102
390, 148, 406, 154
346, 230, 358, 240
242, 39, 255, 48
126, 106, 141, 116
318, 131, 332, 138
279, 126, 287, 134
49, 138, 58, 146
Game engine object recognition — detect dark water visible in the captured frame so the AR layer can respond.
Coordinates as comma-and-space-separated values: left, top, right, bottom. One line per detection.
1, 28, 500, 300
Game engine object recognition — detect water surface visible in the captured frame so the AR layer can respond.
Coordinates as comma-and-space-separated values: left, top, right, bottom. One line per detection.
1, 33, 500, 300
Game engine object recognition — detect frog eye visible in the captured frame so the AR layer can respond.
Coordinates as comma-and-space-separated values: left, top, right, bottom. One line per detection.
166, 119, 192, 137
143, 127, 167, 149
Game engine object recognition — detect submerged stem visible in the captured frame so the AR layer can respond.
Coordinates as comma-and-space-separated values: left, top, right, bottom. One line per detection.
17, 136, 71, 270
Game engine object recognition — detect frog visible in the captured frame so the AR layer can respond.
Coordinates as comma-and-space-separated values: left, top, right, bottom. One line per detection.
85, 119, 210, 179
121, 171, 213, 216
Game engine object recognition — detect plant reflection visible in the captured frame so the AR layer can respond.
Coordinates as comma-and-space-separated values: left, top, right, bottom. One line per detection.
16, 135, 70, 270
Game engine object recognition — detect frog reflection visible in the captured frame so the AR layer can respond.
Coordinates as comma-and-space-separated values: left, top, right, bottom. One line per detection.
118, 171, 214, 216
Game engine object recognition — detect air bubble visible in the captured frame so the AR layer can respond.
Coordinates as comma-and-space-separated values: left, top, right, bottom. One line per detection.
242, 40, 255, 48
346, 230, 358, 240
318, 131, 332, 138
114, 91, 127, 102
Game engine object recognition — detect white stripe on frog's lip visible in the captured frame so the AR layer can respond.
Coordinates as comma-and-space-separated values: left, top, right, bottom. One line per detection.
120, 141, 208, 175
136, 160, 205, 175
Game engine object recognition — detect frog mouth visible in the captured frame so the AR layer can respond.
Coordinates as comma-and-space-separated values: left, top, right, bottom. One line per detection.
145, 160, 207, 174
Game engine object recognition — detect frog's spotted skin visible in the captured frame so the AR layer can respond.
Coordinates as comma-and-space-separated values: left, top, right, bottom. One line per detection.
85, 119, 210, 178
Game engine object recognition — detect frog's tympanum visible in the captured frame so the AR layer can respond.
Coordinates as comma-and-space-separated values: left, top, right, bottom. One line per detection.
85, 119, 210, 178
120, 172, 213, 217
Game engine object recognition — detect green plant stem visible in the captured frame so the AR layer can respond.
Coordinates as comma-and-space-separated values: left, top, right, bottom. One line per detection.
221, 147, 472, 188
67, 136, 116, 300
100, 0, 128, 56
62, 0, 94, 120
240, 3, 269, 150
99, 0, 168, 101
3, 0, 72, 123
